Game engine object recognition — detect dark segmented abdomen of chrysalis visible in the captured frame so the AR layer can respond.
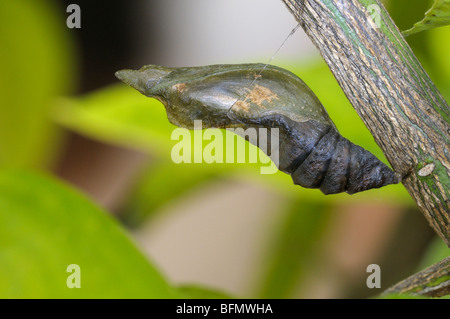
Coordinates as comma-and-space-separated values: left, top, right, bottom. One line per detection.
250, 114, 398, 195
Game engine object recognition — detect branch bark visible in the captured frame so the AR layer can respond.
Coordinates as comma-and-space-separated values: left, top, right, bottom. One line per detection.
383, 257, 450, 298
281, 0, 450, 245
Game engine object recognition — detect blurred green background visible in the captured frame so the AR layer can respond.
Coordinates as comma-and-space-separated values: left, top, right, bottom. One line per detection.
0, 0, 448, 298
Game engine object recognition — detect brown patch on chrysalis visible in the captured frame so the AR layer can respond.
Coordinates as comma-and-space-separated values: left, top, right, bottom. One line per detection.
232, 100, 250, 112
246, 84, 279, 108
172, 83, 187, 93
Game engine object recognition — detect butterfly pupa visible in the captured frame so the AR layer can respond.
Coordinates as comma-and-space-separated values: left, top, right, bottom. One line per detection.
115, 64, 400, 194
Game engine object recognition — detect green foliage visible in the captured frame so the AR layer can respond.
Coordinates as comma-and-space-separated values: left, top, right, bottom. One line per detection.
0, 169, 179, 298
387, 0, 450, 99
404, 0, 450, 36
0, 0, 74, 168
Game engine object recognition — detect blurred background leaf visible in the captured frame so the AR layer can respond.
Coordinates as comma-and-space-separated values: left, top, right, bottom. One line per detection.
0, 169, 179, 298
417, 238, 450, 270
257, 199, 331, 298
0, 0, 75, 168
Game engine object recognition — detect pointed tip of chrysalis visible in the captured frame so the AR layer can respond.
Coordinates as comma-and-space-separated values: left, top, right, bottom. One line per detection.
115, 69, 142, 91
114, 69, 129, 82
115, 65, 172, 96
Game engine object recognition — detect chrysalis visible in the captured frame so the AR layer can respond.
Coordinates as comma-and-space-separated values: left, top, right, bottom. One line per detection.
115, 64, 400, 194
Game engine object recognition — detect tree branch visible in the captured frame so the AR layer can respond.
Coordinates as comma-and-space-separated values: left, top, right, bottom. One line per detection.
383, 257, 450, 298
281, 0, 449, 245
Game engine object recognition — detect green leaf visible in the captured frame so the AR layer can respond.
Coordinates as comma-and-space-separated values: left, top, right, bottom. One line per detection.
0, 0, 74, 168
403, 0, 450, 36
0, 169, 179, 298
